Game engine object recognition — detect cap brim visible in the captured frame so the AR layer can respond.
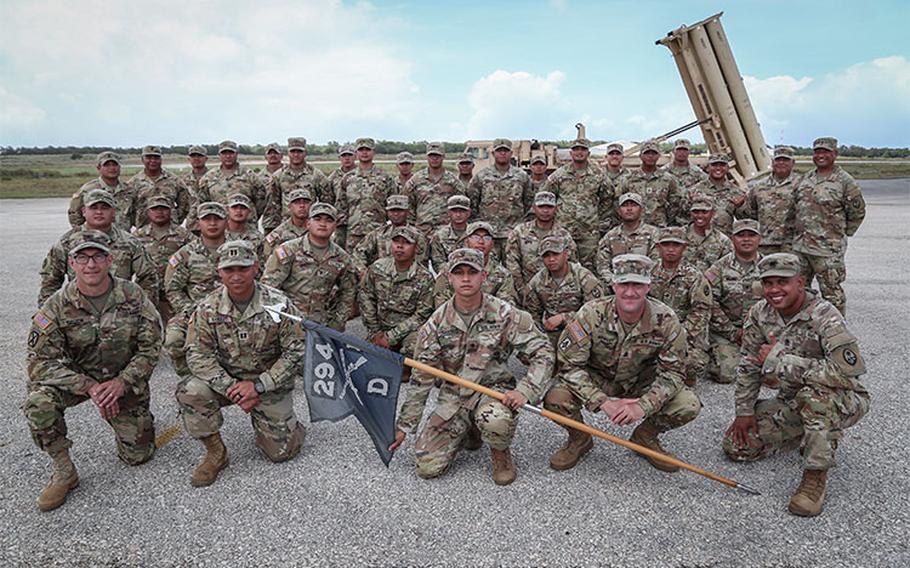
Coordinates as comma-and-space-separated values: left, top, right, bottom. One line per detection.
84, 200, 115, 208
199, 212, 227, 219
219, 149, 237, 153
70, 243, 112, 255
218, 259, 256, 269
618, 199, 642, 207
493, 145, 511, 151
288, 146, 306, 151
690, 206, 713, 211
612, 274, 651, 285
732, 229, 760, 235
658, 239, 687, 245
447, 205, 470, 210
539, 247, 565, 255
760, 270, 799, 279
449, 261, 484, 272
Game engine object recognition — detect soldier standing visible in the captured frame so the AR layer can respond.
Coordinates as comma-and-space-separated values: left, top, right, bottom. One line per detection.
352, 195, 428, 274
197, 140, 269, 232
688, 154, 746, 237
544, 254, 700, 472
595, 192, 660, 285
264, 137, 331, 232
68, 151, 135, 232
432, 221, 517, 308
401, 142, 467, 236
132, 195, 191, 322
25, 232, 161, 510
723, 253, 869, 516
791, 137, 866, 315
456, 153, 475, 187
127, 145, 192, 228
225, 194, 265, 260
180, 145, 210, 232
176, 240, 307, 486
603, 143, 630, 186
428, 195, 472, 273
684, 195, 733, 273
528, 155, 549, 194
660, 139, 707, 189
390, 248, 554, 485
335, 137, 397, 250
326, 143, 356, 206
395, 151, 415, 191
260, 142, 284, 184
617, 141, 687, 227
740, 145, 800, 256
262, 188, 312, 260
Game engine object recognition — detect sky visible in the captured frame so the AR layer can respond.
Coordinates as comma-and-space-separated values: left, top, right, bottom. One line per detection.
1, 0, 908, 148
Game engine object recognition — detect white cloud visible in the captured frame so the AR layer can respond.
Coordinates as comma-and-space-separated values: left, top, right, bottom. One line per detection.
0, 86, 47, 130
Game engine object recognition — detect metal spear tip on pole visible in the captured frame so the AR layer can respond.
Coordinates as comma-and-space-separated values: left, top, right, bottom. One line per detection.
735, 482, 761, 496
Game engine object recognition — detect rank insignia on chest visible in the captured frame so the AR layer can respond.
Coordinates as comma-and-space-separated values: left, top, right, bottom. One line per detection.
168, 256, 180, 267
238, 331, 249, 341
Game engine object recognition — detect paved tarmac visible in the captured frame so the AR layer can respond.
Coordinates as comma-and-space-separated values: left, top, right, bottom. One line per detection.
1, 179, 908, 567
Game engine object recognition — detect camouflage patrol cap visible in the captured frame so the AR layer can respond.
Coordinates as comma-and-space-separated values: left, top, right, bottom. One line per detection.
571, 138, 592, 149
812, 137, 838, 151
673, 139, 691, 150
447, 195, 471, 210
426, 142, 445, 156
466, 221, 494, 237
639, 140, 660, 154
83, 189, 116, 208
534, 190, 557, 207
288, 188, 313, 202
689, 194, 716, 211
618, 192, 644, 207
773, 145, 795, 160
611, 254, 653, 284
217, 240, 258, 269
492, 138, 512, 151
188, 145, 207, 156
457, 153, 475, 164
448, 248, 485, 272
146, 195, 174, 209
355, 137, 375, 150
218, 140, 238, 153
390, 225, 420, 243
198, 201, 227, 219
309, 202, 338, 220
758, 253, 801, 279
539, 234, 568, 255
385, 194, 410, 210
606, 142, 624, 154
69, 230, 112, 256
529, 155, 546, 166
287, 137, 307, 151
142, 145, 162, 157
732, 219, 761, 235
396, 151, 415, 164
338, 144, 355, 156
657, 226, 687, 244
265, 142, 282, 154
227, 193, 252, 208
708, 153, 730, 165
96, 151, 121, 166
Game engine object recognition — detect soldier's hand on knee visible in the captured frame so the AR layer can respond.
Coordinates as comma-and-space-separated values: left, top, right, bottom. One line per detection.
90, 379, 125, 414
613, 399, 644, 426
501, 389, 529, 410
750, 332, 778, 366
727, 415, 758, 448
389, 429, 406, 452
227, 381, 261, 412
370, 331, 391, 349
98, 399, 120, 420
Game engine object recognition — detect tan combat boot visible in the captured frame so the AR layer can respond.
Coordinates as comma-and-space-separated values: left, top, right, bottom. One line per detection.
490, 447, 517, 486
629, 421, 680, 473
463, 423, 483, 451
37, 449, 79, 512
549, 428, 594, 471
788, 469, 828, 517
191, 433, 229, 487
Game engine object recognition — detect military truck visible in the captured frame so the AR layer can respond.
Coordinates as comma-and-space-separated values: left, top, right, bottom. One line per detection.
462, 139, 560, 172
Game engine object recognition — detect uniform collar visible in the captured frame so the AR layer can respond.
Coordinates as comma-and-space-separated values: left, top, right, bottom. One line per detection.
218, 285, 263, 321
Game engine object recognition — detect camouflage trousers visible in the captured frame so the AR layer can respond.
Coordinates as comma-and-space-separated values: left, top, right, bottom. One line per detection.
707, 333, 739, 384
164, 314, 190, 378
723, 385, 869, 470
175, 377, 305, 463
794, 250, 847, 316
572, 232, 600, 272
544, 383, 701, 433
414, 395, 518, 479
22, 384, 155, 465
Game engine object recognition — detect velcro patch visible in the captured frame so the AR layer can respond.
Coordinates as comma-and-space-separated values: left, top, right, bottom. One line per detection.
276, 246, 289, 262
567, 320, 588, 343
168, 255, 180, 267
705, 270, 718, 284
33, 311, 52, 330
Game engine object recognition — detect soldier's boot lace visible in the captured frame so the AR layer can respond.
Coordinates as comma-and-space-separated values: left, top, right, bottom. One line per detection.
490, 447, 516, 486
463, 423, 483, 451
549, 426, 594, 471
37, 449, 79, 512
191, 433, 229, 487
629, 421, 680, 473
788, 469, 828, 517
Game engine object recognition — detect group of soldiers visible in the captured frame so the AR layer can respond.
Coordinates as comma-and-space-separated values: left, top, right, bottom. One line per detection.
25, 134, 869, 518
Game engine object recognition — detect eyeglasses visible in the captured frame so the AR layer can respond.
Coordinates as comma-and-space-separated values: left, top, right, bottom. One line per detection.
71, 252, 110, 264
467, 234, 493, 243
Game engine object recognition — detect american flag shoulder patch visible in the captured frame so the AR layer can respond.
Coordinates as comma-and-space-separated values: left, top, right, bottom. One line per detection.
276, 246, 288, 261
33, 311, 52, 330
567, 321, 587, 343
168, 255, 180, 267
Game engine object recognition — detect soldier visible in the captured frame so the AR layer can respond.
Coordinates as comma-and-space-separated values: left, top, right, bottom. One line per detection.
685, 195, 733, 273
544, 254, 700, 472
325, 143, 356, 206
181, 145, 210, 232
352, 195, 428, 274
468, 138, 534, 257
132, 195, 191, 322
456, 153, 475, 187
595, 192, 660, 285
791, 137, 866, 316
164, 202, 228, 378
401, 142, 467, 236
197, 140, 269, 232
225, 194, 265, 261
261, 203, 357, 331
428, 195, 472, 273
525, 235, 604, 348
389, 248, 555, 485
705, 219, 764, 384
262, 188, 312, 260
40, 189, 158, 306
688, 153, 746, 237
25, 232, 161, 511
723, 253, 869, 517
176, 240, 307, 487
661, 139, 707, 189
543, 138, 615, 268
68, 151, 135, 231
617, 141, 687, 227
649, 227, 713, 386
395, 151, 415, 191
127, 145, 192, 228
261, 142, 284, 181
335, 137, 397, 250
740, 145, 800, 255
432, 221, 517, 308
358, 226, 435, 362
264, 137, 331, 232
603, 142, 630, 186
528, 155, 549, 193
504, 190, 577, 306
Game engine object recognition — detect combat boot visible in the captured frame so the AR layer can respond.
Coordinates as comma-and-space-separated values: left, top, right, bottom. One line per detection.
37, 449, 79, 512
549, 428, 594, 471
191, 433, 229, 487
629, 421, 680, 473
463, 423, 483, 451
490, 447, 516, 486
788, 469, 828, 517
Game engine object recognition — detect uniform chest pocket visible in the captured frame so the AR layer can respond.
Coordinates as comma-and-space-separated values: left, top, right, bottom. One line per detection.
463, 331, 501, 371
63, 317, 98, 349
100, 309, 139, 344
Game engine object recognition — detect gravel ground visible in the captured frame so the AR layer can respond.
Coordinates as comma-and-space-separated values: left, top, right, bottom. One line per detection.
1, 180, 908, 567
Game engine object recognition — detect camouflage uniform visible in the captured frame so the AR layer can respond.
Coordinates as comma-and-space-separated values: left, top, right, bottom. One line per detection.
684, 223, 733, 274
661, 163, 708, 190
69, 178, 135, 231
468, 164, 534, 245
359, 256, 435, 356
326, 167, 354, 205
525, 262, 604, 348
617, 170, 687, 227
197, 166, 269, 229
504, 219, 577, 305
542, 162, 615, 266
791, 159, 866, 316
266, 164, 331, 231
25, 277, 161, 465
179, 161, 208, 231
595, 221, 660, 285
127, 168, 192, 228
263, 218, 308, 261
335, 165, 397, 250
401, 168, 467, 235
352, 221, 429, 274
688, 179, 746, 237
429, 224, 468, 273
132, 213, 191, 318
176, 283, 307, 462
432, 256, 517, 308
741, 172, 800, 254
604, 166, 630, 187
397, 292, 554, 478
